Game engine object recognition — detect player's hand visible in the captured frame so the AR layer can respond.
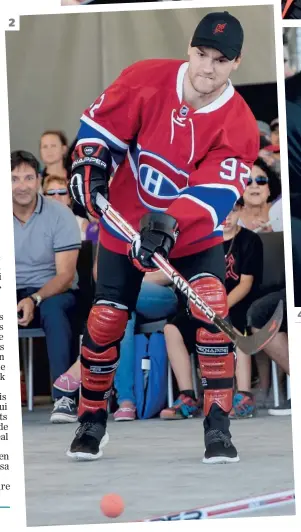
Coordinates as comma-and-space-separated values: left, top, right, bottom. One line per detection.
70, 143, 112, 219
17, 298, 35, 327
128, 213, 179, 273
128, 235, 158, 273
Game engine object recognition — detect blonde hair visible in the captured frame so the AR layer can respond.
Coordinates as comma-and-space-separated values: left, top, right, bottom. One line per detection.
43, 175, 68, 193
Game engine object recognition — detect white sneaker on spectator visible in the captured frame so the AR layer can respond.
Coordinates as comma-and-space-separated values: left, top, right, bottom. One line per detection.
50, 396, 78, 423
253, 388, 284, 409
268, 399, 291, 416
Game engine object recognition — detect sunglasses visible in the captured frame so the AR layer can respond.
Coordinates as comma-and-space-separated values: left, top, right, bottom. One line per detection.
246, 175, 269, 186
45, 188, 68, 196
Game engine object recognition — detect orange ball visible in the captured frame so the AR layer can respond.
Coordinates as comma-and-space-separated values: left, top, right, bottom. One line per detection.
100, 493, 125, 518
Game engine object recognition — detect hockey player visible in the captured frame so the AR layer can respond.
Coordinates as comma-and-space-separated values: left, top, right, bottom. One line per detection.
68, 11, 259, 464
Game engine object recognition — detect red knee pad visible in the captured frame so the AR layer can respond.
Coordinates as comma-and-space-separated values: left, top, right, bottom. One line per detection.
79, 303, 128, 416
189, 274, 228, 324
197, 328, 235, 416
87, 304, 128, 346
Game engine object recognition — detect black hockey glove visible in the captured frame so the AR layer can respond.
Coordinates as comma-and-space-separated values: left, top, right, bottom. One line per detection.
69, 142, 112, 219
128, 213, 179, 272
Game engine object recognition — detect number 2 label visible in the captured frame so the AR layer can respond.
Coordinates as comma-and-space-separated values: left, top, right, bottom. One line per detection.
6, 17, 20, 31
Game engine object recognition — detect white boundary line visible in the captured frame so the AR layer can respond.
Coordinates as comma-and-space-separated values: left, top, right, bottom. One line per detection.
143, 490, 295, 521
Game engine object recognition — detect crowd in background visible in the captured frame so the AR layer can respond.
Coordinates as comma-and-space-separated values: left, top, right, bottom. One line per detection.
14, 108, 288, 425
14, 32, 295, 426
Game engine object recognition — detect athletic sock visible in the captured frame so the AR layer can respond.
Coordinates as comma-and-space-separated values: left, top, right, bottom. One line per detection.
237, 390, 254, 399
180, 389, 196, 401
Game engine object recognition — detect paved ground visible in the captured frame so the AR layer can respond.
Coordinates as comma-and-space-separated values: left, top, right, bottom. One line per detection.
22, 406, 295, 527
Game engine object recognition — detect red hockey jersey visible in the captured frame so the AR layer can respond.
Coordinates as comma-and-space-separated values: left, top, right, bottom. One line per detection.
77, 59, 259, 258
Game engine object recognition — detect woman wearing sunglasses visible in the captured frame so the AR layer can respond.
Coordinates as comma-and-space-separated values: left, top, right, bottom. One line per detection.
43, 175, 90, 240
238, 157, 282, 233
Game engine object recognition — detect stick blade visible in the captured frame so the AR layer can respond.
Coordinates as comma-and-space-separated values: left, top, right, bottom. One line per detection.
236, 299, 284, 355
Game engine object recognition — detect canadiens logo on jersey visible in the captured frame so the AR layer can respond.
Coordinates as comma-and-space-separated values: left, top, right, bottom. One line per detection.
138, 151, 189, 211
77, 58, 259, 256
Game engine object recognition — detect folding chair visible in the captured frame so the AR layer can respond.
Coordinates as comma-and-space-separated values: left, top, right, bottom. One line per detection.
18, 328, 46, 412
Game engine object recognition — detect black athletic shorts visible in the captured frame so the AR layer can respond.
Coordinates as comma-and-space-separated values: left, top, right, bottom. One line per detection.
95, 242, 226, 317
246, 288, 287, 334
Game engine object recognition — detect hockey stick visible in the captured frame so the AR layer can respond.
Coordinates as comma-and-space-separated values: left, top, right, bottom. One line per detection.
96, 193, 283, 355
142, 490, 295, 521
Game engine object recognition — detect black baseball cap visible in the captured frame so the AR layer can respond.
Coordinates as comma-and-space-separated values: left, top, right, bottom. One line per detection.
191, 12, 244, 61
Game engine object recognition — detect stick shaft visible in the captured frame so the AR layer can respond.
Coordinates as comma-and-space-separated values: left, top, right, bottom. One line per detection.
97, 194, 237, 341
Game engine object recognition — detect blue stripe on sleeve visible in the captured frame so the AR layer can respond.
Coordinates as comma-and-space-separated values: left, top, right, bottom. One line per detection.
77, 121, 128, 165
179, 185, 239, 227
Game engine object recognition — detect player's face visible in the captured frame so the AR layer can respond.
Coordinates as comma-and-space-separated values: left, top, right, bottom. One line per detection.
223, 206, 241, 233
187, 46, 241, 95
44, 180, 71, 207
243, 165, 270, 207
11, 163, 40, 207
40, 134, 67, 165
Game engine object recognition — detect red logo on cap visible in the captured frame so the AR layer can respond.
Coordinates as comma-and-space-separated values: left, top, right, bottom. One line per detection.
214, 23, 227, 34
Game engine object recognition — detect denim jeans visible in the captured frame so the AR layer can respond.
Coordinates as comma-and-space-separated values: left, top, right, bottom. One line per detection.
17, 287, 78, 399
114, 281, 178, 405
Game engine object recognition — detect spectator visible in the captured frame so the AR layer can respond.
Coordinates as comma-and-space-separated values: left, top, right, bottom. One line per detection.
12, 150, 81, 423
258, 144, 281, 180
247, 289, 290, 415
40, 130, 69, 183
238, 157, 282, 233
54, 245, 178, 421
257, 120, 271, 143
42, 174, 89, 240
258, 141, 280, 175
160, 201, 263, 420
223, 201, 263, 418
270, 118, 279, 146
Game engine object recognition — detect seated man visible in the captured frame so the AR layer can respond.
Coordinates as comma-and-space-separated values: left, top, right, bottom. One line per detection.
12, 150, 81, 423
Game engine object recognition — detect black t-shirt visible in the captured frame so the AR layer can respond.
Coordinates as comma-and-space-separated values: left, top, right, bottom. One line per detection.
223, 227, 263, 332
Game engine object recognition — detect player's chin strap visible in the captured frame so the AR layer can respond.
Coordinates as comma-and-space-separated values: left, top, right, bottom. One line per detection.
95, 193, 283, 356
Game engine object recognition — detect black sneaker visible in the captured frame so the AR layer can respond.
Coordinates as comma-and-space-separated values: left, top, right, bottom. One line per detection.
66, 409, 109, 461
50, 396, 78, 423
268, 399, 291, 416
203, 429, 240, 464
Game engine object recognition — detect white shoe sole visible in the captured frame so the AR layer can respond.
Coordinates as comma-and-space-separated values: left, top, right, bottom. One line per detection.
202, 455, 240, 464
268, 409, 291, 416
66, 431, 109, 461
50, 413, 78, 424
53, 383, 80, 393
114, 417, 135, 422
